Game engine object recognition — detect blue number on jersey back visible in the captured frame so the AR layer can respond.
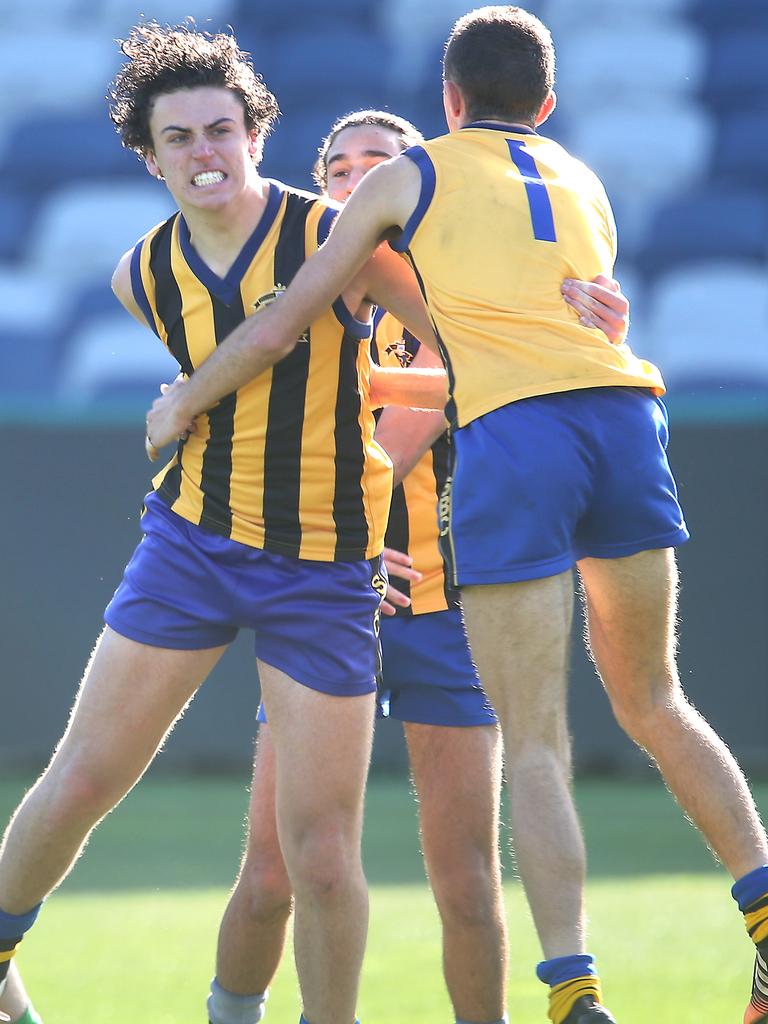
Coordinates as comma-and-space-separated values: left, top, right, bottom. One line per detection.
506, 138, 557, 242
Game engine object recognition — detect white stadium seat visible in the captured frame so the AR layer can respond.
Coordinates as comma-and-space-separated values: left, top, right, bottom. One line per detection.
645, 262, 768, 386
0, 32, 115, 117
0, 268, 67, 333
554, 22, 706, 108
57, 314, 177, 403
26, 181, 174, 285
545, 0, 691, 32
567, 99, 714, 251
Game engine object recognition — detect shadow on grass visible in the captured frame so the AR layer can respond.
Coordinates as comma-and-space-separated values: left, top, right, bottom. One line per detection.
1, 775, 765, 892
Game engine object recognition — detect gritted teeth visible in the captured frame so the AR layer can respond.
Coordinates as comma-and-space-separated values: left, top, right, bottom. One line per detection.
192, 170, 226, 186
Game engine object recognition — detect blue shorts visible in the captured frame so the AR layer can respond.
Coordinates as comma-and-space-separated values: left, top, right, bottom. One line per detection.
443, 387, 690, 586
257, 606, 497, 727
377, 608, 497, 726
105, 492, 384, 697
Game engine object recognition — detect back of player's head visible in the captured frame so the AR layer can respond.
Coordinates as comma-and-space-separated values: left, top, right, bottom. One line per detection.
108, 21, 279, 157
313, 109, 424, 191
443, 6, 555, 125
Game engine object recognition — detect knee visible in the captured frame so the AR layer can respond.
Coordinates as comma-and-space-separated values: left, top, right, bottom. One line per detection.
429, 853, 502, 931
41, 758, 121, 824
237, 845, 293, 923
609, 675, 686, 747
283, 826, 362, 901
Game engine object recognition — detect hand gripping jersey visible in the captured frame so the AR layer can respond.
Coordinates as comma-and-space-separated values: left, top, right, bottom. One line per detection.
372, 310, 458, 616
129, 181, 391, 561
390, 122, 664, 429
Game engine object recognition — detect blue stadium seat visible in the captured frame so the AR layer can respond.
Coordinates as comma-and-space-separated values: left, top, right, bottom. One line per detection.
690, 0, 768, 34
257, 29, 391, 105
636, 188, 768, 275
0, 111, 143, 192
0, 189, 37, 261
702, 31, 768, 112
0, 326, 62, 399
232, 0, 377, 34
710, 113, 768, 189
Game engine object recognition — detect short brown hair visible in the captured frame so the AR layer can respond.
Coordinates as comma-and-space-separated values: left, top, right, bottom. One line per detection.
108, 21, 280, 158
443, 6, 555, 125
312, 109, 424, 192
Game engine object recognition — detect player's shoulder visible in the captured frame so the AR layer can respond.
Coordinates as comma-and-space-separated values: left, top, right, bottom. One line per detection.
267, 178, 341, 216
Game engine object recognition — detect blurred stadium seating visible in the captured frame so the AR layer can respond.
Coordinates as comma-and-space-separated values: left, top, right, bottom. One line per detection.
0, 0, 766, 414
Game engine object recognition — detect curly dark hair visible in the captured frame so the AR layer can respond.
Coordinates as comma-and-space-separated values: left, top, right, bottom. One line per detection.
312, 109, 423, 191
108, 21, 280, 157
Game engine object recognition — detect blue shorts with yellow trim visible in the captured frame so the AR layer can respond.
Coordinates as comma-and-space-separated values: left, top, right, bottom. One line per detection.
377, 607, 497, 726
105, 492, 383, 697
443, 387, 690, 586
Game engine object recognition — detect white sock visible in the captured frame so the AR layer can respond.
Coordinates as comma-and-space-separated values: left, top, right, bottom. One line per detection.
207, 978, 267, 1024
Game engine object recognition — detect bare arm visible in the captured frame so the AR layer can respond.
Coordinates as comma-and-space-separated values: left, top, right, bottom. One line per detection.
112, 248, 150, 327
373, 344, 448, 486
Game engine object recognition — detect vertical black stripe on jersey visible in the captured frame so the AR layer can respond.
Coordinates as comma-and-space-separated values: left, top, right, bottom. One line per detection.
149, 217, 190, 506
198, 293, 242, 535
431, 432, 460, 610
261, 194, 313, 557
333, 330, 369, 560
150, 217, 194, 376
384, 483, 411, 615
406, 251, 458, 427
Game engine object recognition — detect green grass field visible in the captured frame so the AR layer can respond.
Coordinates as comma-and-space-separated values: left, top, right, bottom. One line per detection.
1, 774, 764, 1022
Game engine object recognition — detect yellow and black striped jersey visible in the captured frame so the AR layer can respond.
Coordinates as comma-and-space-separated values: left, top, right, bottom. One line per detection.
391, 122, 664, 429
129, 181, 391, 561
373, 310, 458, 616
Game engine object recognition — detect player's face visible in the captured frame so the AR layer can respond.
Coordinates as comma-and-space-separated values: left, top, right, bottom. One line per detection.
324, 125, 403, 202
145, 86, 260, 210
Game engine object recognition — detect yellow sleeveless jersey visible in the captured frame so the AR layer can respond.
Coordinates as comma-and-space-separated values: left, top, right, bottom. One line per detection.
130, 181, 391, 561
391, 122, 664, 429
373, 310, 457, 616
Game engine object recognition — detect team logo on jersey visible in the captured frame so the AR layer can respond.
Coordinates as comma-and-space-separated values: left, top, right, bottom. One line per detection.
385, 339, 413, 368
253, 285, 309, 343
371, 567, 388, 638
438, 476, 452, 538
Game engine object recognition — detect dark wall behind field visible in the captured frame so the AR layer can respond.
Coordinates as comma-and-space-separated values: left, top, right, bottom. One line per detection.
2, 420, 766, 780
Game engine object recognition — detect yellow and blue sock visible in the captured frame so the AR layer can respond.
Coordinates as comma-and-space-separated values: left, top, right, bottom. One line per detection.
734, 865, 768, 947
536, 954, 602, 1024
0, 904, 42, 993
733, 865, 768, 1017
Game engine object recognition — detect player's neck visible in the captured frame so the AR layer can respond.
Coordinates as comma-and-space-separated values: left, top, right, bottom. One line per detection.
180, 176, 271, 279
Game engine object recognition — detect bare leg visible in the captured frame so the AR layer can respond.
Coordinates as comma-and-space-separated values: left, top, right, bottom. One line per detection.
406, 721, 507, 1022
579, 548, 768, 876
258, 662, 375, 1024
0, 627, 226, 913
461, 573, 588, 959
215, 724, 292, 995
